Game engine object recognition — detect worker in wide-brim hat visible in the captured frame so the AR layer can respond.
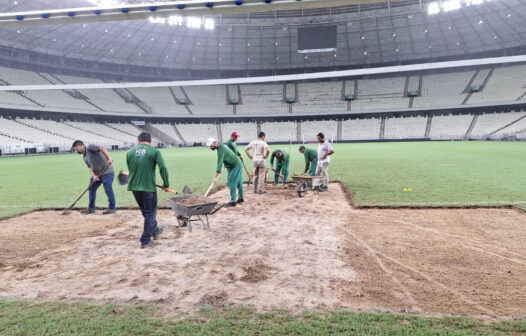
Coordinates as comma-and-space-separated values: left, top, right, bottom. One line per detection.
207, 138, 244, 207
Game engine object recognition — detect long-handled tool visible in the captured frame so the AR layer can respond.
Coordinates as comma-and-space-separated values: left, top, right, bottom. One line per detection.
204, 181, 216, 197
62, 164, 110, 215
241, 159, 253, 186
117, 170, 179, 194
270, 168, 286, 183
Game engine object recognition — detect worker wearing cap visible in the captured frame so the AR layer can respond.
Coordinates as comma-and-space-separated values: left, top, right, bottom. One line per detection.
270, 149, 290, 186
207, 138, 244, 207
126, 132, 170, 248
299, 145, 317, 176
226, 132, 242, 159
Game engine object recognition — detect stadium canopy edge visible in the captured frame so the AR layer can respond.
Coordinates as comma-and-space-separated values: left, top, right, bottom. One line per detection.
0, 0, 400, 28
1, 55, 525, 92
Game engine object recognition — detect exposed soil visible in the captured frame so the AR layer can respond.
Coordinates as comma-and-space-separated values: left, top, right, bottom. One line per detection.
0, 183, 525, 319
176, 196, 213, 206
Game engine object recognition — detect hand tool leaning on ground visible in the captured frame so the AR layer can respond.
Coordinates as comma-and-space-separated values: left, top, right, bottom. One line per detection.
61, 163, 110, 215
117, 170, 179, 194
270, 168, 286, 183
240, 158, 253, 186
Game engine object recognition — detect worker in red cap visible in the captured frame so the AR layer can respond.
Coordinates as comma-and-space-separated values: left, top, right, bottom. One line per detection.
226, 132, 243, 160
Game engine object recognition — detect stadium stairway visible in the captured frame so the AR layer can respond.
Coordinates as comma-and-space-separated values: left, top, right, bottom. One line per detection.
105, 123, 139, 138
141, 124, 179, 146
172, 124, 186, 144
487, 114, 526, 138
465, 115, 479, 138
0, 130, 31, 144
0, 78, 44, 107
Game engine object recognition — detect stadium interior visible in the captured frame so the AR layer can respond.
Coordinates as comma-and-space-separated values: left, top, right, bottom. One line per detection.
1, 0, 526, 333
1, 0, 526, 154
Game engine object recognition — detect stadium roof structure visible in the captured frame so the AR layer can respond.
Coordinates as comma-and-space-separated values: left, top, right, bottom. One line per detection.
0, 0, 525, 79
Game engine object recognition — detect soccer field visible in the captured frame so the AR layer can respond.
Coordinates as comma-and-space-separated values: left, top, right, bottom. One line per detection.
1, 141, 525, 219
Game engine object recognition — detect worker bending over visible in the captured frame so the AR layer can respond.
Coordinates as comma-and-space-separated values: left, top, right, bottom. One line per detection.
245, 132, 270, 194
207, 138, 244, 207
270, 149, 290, 186
316, 132, 335, 192
126, 132, 170, 248
72, 140, 115, 215
299, 145, 318, 176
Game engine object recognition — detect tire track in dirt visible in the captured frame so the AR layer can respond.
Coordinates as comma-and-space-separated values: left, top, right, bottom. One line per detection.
343, 222, 421, 312
346, 227, 496, 316
385, 217, 526, 265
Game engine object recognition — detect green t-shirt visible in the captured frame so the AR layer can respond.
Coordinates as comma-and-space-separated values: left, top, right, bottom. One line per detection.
270, 149, 290, 166
216, 143, 241, 173
126, 144, 169, 192
226, 139, 241, 156
303, 148, 318, 170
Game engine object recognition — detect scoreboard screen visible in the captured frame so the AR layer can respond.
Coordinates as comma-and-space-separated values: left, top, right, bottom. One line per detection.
298, 25, 337, 53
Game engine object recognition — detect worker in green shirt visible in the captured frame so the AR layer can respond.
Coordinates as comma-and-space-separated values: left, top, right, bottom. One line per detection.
207, 138, 244, 207
126, 132, 170, 249
270, 149, 290, 186
299, 146, 318, 176
226, 132, 242, 159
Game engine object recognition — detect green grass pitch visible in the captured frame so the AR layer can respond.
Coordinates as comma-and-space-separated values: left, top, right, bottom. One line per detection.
1, 141, 525, 218
1, 141, 526, 335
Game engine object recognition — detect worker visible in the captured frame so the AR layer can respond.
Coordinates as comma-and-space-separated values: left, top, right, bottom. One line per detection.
72, 140, 115, 215
315, 132, 335, 192
245, 131, 270, 194
126, 132, 170, 249
226, 132, 242, 159
207, 138, 244, 207
299, 145, 318, 176
270, 149, 290, 186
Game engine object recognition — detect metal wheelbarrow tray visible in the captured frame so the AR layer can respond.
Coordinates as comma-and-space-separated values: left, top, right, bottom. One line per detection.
291, 175, 324, 197
167, 195, 219, 232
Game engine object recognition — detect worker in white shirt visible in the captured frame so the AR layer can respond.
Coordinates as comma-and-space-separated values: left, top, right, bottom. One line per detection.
245, 132, 270, 194
315, 132, 335, 192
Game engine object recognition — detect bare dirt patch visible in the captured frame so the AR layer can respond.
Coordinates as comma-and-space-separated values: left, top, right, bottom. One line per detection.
0, 183, 525, 318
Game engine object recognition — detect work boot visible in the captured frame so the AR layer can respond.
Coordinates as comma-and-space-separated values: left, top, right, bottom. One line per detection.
80, 208, 95, 214
236, 199, 244, 204
102, 209, 116, 215
225, 201, 237, 207
257, 190, 267, 194
153, 227, 164, 240
141, 240, 155, 249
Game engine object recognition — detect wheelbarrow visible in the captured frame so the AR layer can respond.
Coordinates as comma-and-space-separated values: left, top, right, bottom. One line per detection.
166, 195, 226, 232
291, 175, 324, 198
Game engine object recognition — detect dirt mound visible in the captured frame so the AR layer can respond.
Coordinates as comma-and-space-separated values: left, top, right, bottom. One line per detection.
198, 291, 229, 308
240, 257, 273, 283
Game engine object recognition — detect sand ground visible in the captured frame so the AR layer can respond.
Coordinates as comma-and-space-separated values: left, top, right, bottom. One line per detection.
0, 183, 525, 318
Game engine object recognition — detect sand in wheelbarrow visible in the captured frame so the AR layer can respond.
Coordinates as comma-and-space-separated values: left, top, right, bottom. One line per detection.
177, 196, 211, 206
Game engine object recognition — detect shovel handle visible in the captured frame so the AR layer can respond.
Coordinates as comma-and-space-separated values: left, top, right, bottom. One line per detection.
156, 185, 178, 194
204, 182, 215, 197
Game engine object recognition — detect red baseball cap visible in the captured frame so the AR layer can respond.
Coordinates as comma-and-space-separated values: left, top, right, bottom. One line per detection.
231, 132, 240, 138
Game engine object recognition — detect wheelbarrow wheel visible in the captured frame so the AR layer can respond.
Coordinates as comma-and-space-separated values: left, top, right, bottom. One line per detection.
177, 216, 187, 227
297, 181, 308, 198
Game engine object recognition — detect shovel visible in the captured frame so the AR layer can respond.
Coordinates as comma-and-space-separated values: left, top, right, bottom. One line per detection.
117, 170, 179, 194
62, 164, 110, 215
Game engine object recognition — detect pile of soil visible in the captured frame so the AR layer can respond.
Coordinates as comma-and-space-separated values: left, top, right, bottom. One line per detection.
177, 196, 210, 206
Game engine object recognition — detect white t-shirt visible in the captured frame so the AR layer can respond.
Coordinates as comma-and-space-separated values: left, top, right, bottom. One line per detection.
318, 140, 334, 163
246, 139, 270, 161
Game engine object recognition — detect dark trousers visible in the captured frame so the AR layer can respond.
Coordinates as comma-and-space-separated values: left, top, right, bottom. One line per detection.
88, 172, 116, 210
132, 191, 159, 244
